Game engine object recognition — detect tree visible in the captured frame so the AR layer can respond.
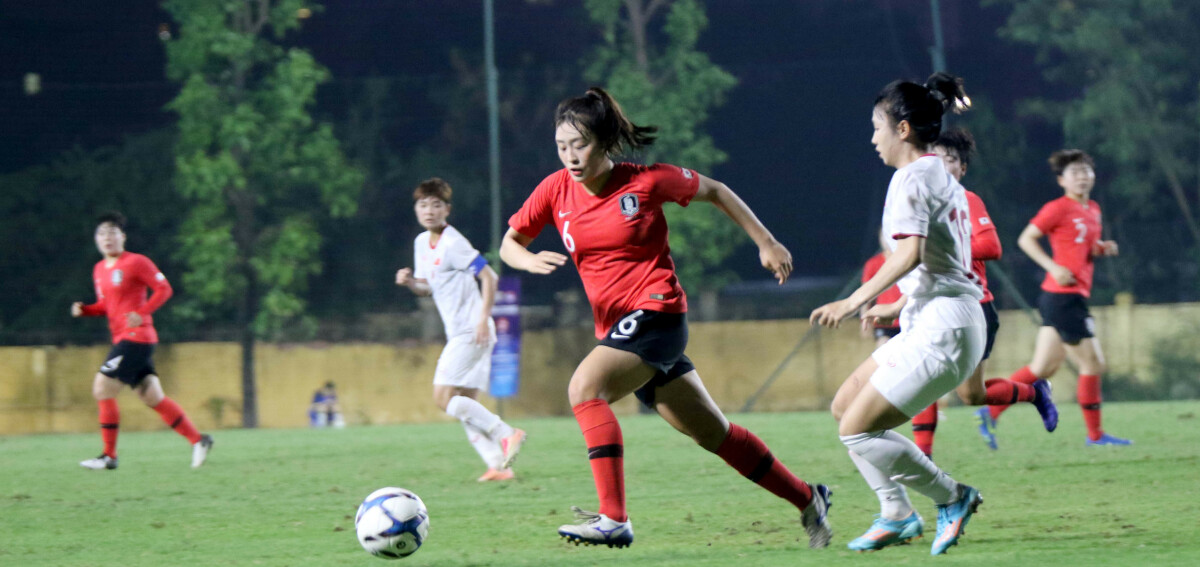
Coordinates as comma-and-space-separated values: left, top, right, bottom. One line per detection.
583, 0, 741, 291
163, 0, 363, 427
992, 0, 1200, 301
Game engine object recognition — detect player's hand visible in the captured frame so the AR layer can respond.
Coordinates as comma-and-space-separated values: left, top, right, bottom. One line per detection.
810, 298, 857, 328
71, 302, 84, 317
126, 312, 143, 328
861, 303, 899, 330
395, 268, 413, 287
759, 239, 793, 284
473, 320, 491, 346
1049, 264, 1076, 286
1099, 240, 1119, 257
525, 251, 568, 275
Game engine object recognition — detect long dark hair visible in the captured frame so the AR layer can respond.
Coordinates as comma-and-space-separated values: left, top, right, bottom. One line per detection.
554, 87, 657, 156
874, 72, 969, 145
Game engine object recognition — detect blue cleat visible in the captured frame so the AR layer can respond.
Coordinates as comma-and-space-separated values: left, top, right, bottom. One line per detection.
931, 485, 982, 555
1086, 433, 1132, 447
974, 407, 998, 450
847, 512, 923, 552
1030, 379, 1058, 432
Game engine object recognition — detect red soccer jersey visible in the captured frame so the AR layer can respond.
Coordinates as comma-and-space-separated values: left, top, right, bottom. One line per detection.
965, 190, 1001, 303
862, 253, 903, 329
79, 252, 173, 344
509, 163, 699, 338
1030, 195, 1102, 297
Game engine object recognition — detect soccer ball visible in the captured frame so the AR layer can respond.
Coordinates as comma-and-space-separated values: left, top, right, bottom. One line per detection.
355, 487, 430, 559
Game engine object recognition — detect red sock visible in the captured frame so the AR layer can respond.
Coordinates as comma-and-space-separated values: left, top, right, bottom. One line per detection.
98, 399, 119, 458
573, 399, 626, 522
990, 366, 1039, 420
1077, 374, 1103, 441
984, 378, 1037, 406
911, 404, 938, 458
715, 423, 813, 510
153, 397, 203, 444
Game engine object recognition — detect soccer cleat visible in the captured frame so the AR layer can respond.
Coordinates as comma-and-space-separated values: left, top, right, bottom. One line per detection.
499, 428, 526, 470
557, 506, 633, 548
846, 512, 923, 552
1030, 379, 1059, 432
477, 468, 515, 482
1086, 433, 1132, 447
931, 485, 982, 555
191, 434, 214, 469
80, 454, 118, 470
800, 483, 833, 549
974, 407, 998, 450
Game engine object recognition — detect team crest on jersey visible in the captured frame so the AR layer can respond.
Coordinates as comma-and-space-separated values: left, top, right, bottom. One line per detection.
681, 168, 694, 180
111, 269, 123, 286
619, 193, 640, 218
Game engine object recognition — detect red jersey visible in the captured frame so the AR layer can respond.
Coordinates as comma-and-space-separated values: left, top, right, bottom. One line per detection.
510, 163, 699, 338
862, 253, 903, 329
1030, 196, 1101, 297
79, 252, 173, 344
965, 190, 1001, 303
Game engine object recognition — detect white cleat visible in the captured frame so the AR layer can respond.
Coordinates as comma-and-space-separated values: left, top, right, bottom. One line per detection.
801, 483, 833, 549
80, 454, 118, 470
191, 434, 214, 469
557, 506, 634, 548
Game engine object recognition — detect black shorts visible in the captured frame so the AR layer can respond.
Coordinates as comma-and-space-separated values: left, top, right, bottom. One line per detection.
598, 309, 695, 409
98, 341, 157, 386
873, 327, 901, 340
981, 300, 1001, 360
1038, 292, 1094, 345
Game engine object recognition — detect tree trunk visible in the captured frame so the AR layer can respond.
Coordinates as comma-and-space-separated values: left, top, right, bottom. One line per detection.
240, 271, 259, 428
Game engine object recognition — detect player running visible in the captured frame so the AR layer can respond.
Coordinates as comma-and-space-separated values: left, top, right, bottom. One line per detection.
395, 178, 526, 482
71, 212, 213, 470
983, 149, 1129, 447
899, 129, 1058, 456
501, 87, 832, 550
811, 73, 983, 555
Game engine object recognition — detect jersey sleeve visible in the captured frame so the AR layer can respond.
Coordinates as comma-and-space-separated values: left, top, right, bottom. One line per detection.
886, 171, 930, 239
412, 236, 429, 280
446, 234, 488, 276
647, 163, 700, 207
134, 255, 173, 315
1030, 200, 1062, 234
862, 255, 880, 283
966, 191, 1002, 261
80, 301, 106, 316
509, 175, 556, 239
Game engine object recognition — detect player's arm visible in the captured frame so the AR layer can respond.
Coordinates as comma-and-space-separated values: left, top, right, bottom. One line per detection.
1017, 223, 1075, 285
395, 268, 432, 296
811, 236, 923, 328
693, 175, 791, 284
499, 228, 567, 275
474, 263, 499, 345
73, 300, 106, 317
126, 259, 172, 328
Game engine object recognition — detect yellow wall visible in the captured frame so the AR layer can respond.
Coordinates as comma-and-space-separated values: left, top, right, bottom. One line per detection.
2, 298, 1195, 436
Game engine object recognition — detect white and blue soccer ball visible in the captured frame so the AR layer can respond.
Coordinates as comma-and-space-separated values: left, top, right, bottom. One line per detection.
355, 487, 430, 559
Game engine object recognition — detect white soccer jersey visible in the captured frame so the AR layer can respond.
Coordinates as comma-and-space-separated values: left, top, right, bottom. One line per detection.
414, 225, 491, 338
881, 155, 983, 302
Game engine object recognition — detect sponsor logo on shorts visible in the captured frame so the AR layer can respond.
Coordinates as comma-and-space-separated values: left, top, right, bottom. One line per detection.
886, 356, 897, 368
101, 355, 123, 373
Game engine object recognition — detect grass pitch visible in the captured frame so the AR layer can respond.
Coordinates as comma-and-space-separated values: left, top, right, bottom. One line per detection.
2, 401, 1197, 566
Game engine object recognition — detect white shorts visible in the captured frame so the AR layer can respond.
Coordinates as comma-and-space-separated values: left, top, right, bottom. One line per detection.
870, 295, 986, 417
433, 333, 496, 390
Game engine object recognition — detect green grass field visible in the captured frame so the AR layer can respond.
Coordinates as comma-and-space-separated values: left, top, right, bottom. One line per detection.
2, 401, 1198, 566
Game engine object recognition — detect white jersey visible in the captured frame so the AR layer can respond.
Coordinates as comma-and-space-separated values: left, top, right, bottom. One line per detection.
881, 155, 983, 302
414, 225, 491, 338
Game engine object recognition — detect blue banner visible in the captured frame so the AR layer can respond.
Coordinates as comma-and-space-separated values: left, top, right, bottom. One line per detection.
489, 276, 521, 398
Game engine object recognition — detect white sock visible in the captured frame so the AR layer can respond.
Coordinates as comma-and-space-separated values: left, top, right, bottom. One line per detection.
847, 449, 914, 520
841, 430, 959, 506
463, 422, 505, 469
445, 395, 514, 440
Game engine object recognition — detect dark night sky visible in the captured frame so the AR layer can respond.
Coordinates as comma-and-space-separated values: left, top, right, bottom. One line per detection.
1, 1, 1068, 289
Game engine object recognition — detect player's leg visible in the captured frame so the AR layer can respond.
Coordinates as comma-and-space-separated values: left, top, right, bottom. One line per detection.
136, 373, 213, 467
989, 326, 1065, 422
437, 385, 508, 479
911, 403, 939, 458
435, 335, 525, 468
650, 368, 832, 549
1063, 336, 1128, 445
80, 371, 123, 470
